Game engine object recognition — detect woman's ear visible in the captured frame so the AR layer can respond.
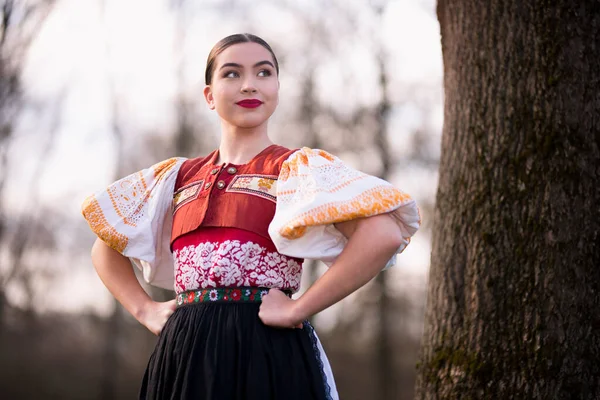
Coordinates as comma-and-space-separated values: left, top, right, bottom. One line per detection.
203, 85, 215, 110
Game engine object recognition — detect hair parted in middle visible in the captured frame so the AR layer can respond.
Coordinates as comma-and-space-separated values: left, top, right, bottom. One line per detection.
204, 33, 280, 85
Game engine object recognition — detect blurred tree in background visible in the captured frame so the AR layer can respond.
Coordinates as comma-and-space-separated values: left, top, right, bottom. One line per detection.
0, 0, 56, 325
0, 0, 441, 399
416, 1, 600, 399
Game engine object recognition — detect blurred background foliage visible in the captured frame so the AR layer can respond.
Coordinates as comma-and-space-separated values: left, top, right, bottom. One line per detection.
0, 0, 442, 398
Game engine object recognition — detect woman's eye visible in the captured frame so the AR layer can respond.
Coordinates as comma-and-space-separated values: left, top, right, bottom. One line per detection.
224, 71, 239, 78
258, 69, 272, 77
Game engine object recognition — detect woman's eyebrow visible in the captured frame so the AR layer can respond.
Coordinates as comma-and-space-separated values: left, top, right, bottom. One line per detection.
253, 60, 275, 69
219, 61, 275, 70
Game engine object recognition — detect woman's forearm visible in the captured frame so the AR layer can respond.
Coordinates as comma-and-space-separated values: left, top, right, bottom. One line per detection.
91, 238, 153, 321
292, 214, 404, 322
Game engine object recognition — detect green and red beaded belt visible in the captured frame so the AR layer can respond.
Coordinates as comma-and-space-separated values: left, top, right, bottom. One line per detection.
176, 287, 292, 307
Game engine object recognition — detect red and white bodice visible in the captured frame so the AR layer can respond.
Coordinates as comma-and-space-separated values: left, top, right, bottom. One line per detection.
172, 227, 303, 294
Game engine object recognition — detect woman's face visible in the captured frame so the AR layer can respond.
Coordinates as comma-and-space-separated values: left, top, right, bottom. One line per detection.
204, 42, 279, 130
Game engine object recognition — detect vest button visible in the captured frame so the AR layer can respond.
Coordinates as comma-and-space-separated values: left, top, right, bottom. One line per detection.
227, 167, 237, 175
204, 182, 212, 189
210, 168, 219, 175
217, 180, 226, 189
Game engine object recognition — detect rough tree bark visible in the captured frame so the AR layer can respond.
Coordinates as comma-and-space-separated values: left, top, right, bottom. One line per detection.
416, 1, 600, 399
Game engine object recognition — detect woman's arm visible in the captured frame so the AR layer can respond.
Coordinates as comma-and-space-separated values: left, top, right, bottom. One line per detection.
259, 213, 404, 328
91, 238, 176, 335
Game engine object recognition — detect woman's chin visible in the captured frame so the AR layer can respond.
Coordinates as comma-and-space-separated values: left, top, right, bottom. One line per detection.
229, 116, 270, 130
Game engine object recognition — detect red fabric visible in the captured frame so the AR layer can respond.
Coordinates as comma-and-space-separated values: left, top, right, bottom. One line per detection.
171, 145, 297, 246
171, 227, 304, 294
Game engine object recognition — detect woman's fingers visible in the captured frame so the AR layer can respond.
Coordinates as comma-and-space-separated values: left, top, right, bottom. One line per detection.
259, 289, 303, 329
145, 300, 177, 336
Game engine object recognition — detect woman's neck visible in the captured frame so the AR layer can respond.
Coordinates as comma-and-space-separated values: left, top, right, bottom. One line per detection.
215, 123, 273, 165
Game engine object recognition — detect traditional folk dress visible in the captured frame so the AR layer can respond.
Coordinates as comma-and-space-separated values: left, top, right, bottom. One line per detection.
81, 144, 420, 400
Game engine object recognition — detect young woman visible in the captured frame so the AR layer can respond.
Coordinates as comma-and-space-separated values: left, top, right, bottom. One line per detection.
82, 33, 420, 400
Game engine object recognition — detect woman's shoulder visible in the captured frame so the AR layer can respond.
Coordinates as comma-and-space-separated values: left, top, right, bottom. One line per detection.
176, 150, 217, 183
278, 147, 339, 173
245, 144, 299, 172
263, 144, 298, 162
264, 145, 338, 166
180, 150, 216, 168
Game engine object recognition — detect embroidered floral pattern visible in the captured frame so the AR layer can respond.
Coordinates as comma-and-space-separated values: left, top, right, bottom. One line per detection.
173, 180, 203, 211
226, 174, 278, 203
82, 157, 182, 252
153, 158, 180, 180
81, 196, 129, 252
273, 148, 421, 246
104, 158, 181, 229
107, 172, 148, 228
176, 287, 292, 306
174, 240, 302, 294
281, 186, 415, 240
278, 149, 368, 199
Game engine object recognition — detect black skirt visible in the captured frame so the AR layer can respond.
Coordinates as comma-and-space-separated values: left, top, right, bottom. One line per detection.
139, 296, 336, 400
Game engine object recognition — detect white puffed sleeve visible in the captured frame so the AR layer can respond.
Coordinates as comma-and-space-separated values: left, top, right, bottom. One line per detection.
81, 158, 186, 290
268, 148, 420, 268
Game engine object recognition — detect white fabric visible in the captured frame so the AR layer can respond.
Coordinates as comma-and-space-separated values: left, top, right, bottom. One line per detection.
269, 147, 421, 268
81, 158, 186, 289
312, 328, 340, 399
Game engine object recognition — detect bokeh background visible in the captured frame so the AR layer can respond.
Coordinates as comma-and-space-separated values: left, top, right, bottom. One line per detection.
0, 0, 442, 398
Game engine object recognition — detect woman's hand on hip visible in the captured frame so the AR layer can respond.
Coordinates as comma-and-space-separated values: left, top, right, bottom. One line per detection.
137, 299, 177, 336
259, 289, 304, 329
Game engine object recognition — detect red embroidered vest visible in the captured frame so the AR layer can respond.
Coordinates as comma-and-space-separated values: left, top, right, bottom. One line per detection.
171, 144, 297, 245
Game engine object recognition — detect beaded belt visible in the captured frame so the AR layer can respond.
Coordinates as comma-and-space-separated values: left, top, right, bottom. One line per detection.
176, 287, 292, 307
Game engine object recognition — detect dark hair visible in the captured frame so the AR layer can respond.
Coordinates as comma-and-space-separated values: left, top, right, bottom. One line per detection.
204, 33, 280, 85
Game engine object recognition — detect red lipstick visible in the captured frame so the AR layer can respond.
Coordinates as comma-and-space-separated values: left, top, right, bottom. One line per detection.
236, 99, 263, 108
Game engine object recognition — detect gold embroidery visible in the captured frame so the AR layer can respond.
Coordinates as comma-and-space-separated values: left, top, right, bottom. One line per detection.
257, 178, 274, 191
97, 158, 182, 230
279, 186, 414, 239
227, 175, 278, 202
280, 147, 338, 182
107, 172, 149, 228
316, 149, 335, 162
277, 175, 367, 199
154, 158, 180, 180
173, 180, 203, 210
81, 195, 128, 253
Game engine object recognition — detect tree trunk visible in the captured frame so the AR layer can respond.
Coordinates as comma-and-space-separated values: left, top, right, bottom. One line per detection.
416, 1, 600, 399
300, 67, 322, 324
374, 39, 394, 400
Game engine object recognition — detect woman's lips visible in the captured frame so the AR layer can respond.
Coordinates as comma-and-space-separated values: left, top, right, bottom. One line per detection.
236, 99, 263, 108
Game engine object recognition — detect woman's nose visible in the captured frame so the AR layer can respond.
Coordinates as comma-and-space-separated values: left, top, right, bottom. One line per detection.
241, 79, 258, 93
